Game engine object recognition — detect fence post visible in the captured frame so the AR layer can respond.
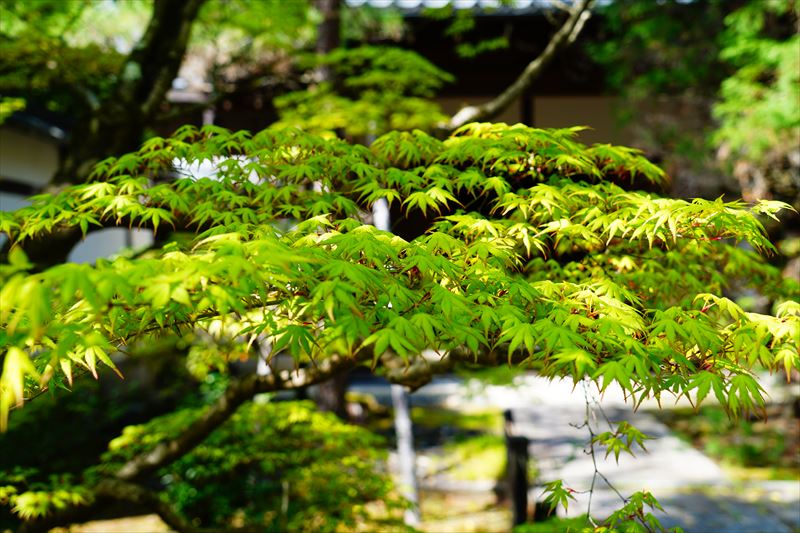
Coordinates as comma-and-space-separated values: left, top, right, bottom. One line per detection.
504, 409, 530, 527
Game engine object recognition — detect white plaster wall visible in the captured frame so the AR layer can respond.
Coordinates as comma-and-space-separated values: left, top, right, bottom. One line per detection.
68, 227, 154, 264
434, 95, 629, 146
0, 192, 29, 212
0, 127, 59, 187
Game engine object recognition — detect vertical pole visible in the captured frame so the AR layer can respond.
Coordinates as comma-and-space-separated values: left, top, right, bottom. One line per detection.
374, 198, 420, 526
508, 436, 529, 526
202, 106, 215, 127
505, 409, 529, 526
392, 383, 421, 526
521, 86, 536, 127
255, 336, 272, 404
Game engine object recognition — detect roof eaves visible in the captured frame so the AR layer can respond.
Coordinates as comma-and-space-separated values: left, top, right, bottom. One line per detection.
4, 113, 68, 144
345, 0, 554, 16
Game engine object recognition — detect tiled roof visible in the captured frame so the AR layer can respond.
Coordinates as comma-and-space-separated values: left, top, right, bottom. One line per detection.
344, 0, 565, 15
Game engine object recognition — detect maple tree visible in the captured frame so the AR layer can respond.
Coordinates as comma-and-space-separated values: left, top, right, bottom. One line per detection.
0, 121, 798, 530
1, 1, 798, 531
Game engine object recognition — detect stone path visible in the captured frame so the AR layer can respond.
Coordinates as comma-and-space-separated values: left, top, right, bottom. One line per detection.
350, 373, 800, 532
511, 402, 799, 532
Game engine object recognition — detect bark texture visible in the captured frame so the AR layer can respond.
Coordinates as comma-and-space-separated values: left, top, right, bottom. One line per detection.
314, 0, 341, 84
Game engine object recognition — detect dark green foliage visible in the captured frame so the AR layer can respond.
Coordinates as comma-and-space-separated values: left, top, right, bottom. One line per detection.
591, 0, 731, 97
0, 400, 400, 530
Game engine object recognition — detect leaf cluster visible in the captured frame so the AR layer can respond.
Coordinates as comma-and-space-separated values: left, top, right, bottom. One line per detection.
713, 0, 800, 201
537, 486, 680, 533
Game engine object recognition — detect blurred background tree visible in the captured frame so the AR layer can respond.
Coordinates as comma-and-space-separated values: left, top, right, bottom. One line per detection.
713, 0, 799, 210
589, 0, 799, 313
591, 0, 799, 210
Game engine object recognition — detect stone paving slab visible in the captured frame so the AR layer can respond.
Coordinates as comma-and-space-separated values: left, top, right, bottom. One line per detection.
512, 405, 725, 491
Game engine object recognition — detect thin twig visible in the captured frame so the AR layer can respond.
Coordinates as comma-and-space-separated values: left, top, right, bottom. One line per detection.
581, 381, 629, 524
580, 380, 658, 532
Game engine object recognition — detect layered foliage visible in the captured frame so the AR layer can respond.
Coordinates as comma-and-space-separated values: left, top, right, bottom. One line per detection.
2, 122, 798, 418
0, 122, 798, 526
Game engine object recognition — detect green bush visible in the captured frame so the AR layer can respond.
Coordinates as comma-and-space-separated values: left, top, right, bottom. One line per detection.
98, 400, 402, 531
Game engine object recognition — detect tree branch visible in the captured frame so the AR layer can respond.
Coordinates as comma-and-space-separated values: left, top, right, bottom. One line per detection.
42, 344, 525, 491
14, 353, 364, 532
114, 352, 363, 481
447, 0, 595, 130
382, 350, 455, 391
94, 479, 196, 533
54, 0, 207, 184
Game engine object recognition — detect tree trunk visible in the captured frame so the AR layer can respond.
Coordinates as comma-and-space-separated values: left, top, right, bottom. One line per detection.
315, 372, 349, 420
311, 0, 348, 419
315, 0, 341, 82
54, 0, 206, 184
